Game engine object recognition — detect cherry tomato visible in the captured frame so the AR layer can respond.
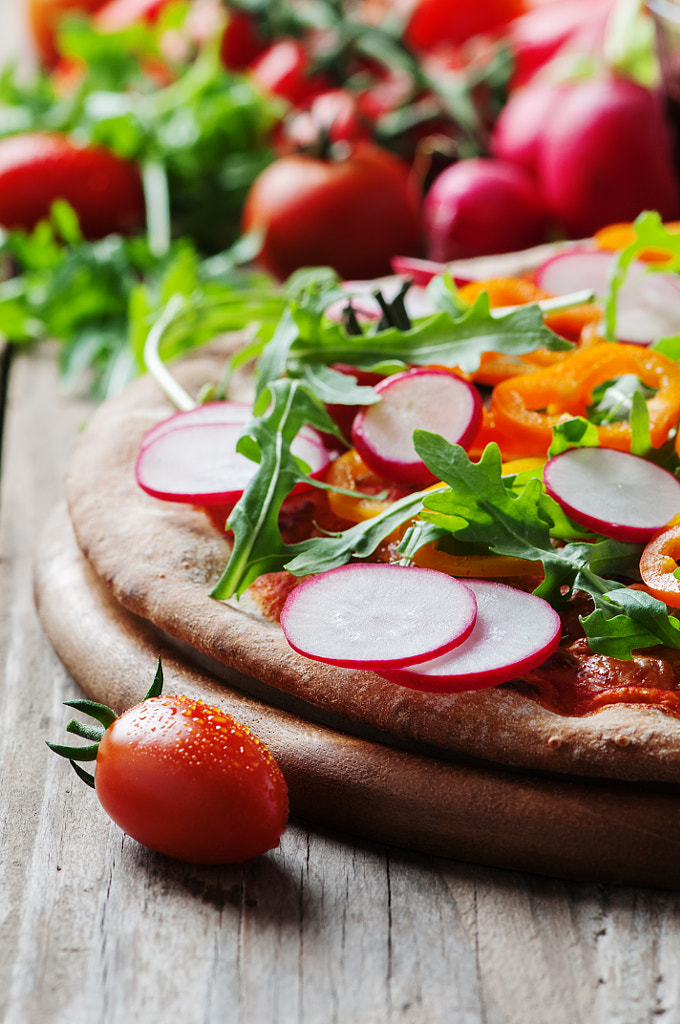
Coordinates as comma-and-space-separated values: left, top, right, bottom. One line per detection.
242, 142, 422, 280
27, 0, 109, 66
0, 132, 145, 238
404, 0, 527, 52
220, 7, 268, 70
248, 39, 332, 107
94, 694, 289, 863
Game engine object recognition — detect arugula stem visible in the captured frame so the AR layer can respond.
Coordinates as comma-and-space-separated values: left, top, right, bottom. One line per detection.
142, 158, 172, 259
143, 295, 196, 411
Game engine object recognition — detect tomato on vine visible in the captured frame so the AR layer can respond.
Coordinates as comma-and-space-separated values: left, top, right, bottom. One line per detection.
48, 661, 289, 864
242, 141, 422, 280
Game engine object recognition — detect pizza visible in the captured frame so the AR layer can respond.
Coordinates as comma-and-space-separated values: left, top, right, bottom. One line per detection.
32, 216, 680, 884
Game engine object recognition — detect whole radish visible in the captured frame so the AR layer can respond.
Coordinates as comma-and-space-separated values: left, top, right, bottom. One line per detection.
489, 80, 566, 177
536, 76, 680, 238
422, 157, 548, 261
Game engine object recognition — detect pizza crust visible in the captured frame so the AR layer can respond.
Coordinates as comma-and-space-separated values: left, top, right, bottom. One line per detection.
33, 501, 680, 888
61, 344, 680, 784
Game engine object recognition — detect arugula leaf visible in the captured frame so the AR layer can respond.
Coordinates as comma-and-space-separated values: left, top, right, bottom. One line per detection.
413, 430, 680, 656
281, 289, 571, 378
211, 379, 340, 599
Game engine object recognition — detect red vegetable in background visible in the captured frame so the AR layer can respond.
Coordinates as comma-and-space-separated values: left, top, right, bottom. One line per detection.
242, 142, 422, 280
537, 76, 680, 238
422, 156, 547, 261
404, 0, 527, 52
506, 0, 613, 87
0, 132, 145, 238
489, 79, 565, 177
248, 38, 332, 107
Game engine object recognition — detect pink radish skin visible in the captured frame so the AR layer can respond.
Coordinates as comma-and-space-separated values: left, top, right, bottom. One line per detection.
422, 158, 548, 262
543, 447, 680, 543
489, 80, 566, 177
389, 255, 449, 286
537, 77, 680, 239
534, 249, 680, 345
379, 579, 562, 693
351, 368, 482, 487
140, 400, 253, 450
280, 563, 478, 670
324, 275, 435, 324
136, 416, 330, 506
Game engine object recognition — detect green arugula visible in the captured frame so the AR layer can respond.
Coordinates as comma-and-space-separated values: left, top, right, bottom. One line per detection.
411, 432, 680, 658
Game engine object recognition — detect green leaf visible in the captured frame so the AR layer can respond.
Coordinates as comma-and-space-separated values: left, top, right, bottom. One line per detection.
144, 657, 164, 700
582, 587, 680, 657
549, 417, 600, 457
62, 699, 117, 729
211, 379, 339, 599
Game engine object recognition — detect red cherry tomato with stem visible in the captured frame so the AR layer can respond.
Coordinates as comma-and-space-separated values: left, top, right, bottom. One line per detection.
242, 142, 422, 280
48, 662, 289, 865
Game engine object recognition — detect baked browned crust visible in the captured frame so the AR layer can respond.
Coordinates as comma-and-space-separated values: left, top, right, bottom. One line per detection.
61, 341, 680, 784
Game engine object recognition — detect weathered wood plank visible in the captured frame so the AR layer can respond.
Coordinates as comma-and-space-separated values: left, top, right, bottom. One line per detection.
2, 344, 680, 1024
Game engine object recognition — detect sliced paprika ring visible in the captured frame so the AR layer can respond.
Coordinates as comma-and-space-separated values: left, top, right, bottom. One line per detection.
640, 514, 680, 608
279, 563, 478, 670
543, 447, 680, 543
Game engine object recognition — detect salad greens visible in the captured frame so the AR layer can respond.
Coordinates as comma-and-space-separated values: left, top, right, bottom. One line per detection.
200, 214, 680, 660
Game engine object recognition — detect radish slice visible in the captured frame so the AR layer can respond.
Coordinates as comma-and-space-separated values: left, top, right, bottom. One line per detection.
279, 563, 478, 670
140, 400, 253, 449
543, 447, 680, 542
389, 255, 449, 285
351, 368, 482, 487
534, 247, 613, 296
379, 580, 561, 693
534, 249, 680, 345
136, 417, 330, 506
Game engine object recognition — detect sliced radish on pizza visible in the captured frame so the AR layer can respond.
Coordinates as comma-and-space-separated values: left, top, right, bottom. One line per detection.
136, 410, 330, 506
351, 368, 482, 487
534, 249, 680, 345
378, 580, 561, 692
543, 446, 680, 543
280, 563, 478, 670
140, 400, 254, 449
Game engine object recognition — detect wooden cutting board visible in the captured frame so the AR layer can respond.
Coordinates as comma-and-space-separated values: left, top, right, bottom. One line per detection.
34, 500, 680, 889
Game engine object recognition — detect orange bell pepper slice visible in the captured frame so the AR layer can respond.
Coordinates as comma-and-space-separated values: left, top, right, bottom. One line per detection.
592, 221, 680, 264
325, 449, 412, 522
489, 343, 680, 456
639, 515, 680, 608
457, 277, 550, 308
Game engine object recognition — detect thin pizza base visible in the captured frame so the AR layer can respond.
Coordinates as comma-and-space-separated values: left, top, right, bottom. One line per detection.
56, 341, 680, 786
34, 501, 680, 888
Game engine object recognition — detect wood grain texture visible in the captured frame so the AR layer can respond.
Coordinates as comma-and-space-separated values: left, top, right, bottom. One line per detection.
4, 352, 680, 1024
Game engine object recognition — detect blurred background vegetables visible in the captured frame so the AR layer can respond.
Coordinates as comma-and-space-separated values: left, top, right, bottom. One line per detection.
0, 0, 677, 396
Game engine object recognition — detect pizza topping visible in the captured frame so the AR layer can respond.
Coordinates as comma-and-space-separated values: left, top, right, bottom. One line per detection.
350, 368, 482, 487
280, 563, 478, 670
639, 515, 680, 608
543, 447, 680, 543
534, 247, 680, 345
378, 579, 561, 692
135, 401, 331, 507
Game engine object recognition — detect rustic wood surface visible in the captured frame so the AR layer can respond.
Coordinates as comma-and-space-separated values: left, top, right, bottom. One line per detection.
2, 345, 680, 1024
2, 5, 680, 1022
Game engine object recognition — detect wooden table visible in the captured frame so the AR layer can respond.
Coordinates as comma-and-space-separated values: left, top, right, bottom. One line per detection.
2, 7, 680, 1022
